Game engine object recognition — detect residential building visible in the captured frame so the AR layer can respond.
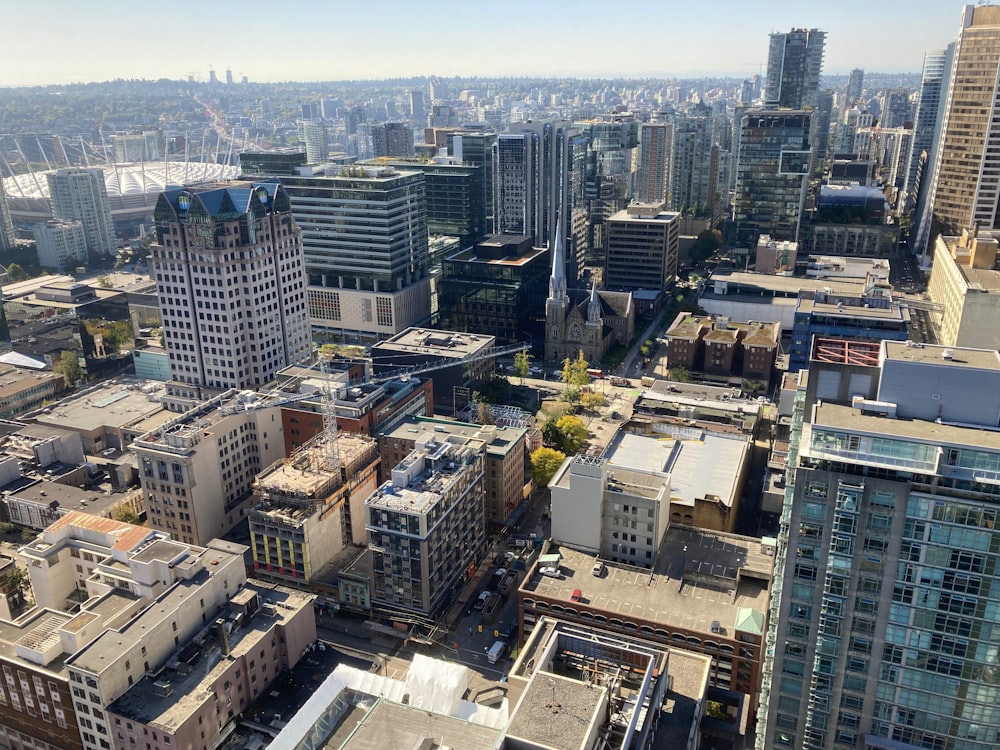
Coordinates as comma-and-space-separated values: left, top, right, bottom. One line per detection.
604, 204, 680, 295
733, 109, 814, 248
764, 28, 827, 109
927, 226, 1000, 350
665, 312, 781, 384
788, 276, 911, 371
150, 180, 311, 392
131, 389, 287, 546
300, 120, 328, 163
669, 106, 720, 215
906, 46, 953, 232
380, 416, 527, 528
928, 6, 1000, 237
437, 233, 549, 343
758, 339, 1000, 749
636, 121, 672, 204
846, 68, 864, 104
550, 423, 750, 546
33, 220, 88, 271
371, 122, 414, 157
370, 328, 495, 415
366, 432, 487, 618
519, 538, 771, 721
249, 432, 380, 585
46, 169, 115, 258
281, 166, 432, 344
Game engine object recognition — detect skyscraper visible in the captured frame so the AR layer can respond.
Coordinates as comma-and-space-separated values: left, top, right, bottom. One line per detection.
0, 179, 14, 251
733, 109, 814, 247
928, 6, 1000, 238
764, 28, 827, 109
758, 339, 1000, 749
300, 120, 328, 163
669, 105, 720, 214
149, 180, 312, 390
372, 122, 414, 157
636, 121, 672, 204
904, 46, 954, 217
46, 168, 115, 258
846, 67, 864, 103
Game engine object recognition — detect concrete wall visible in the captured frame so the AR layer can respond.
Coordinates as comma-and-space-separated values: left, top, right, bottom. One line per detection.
550, 459, 605, 555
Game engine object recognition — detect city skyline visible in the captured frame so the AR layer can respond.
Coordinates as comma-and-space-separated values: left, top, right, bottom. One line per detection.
2, 0, 960, 87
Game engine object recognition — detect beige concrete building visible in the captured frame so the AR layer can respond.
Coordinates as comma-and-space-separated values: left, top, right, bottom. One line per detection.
249, 432, 379, 585
379, 416, 527, 528
131, 389, 287, 546
928, 227, 1000, 349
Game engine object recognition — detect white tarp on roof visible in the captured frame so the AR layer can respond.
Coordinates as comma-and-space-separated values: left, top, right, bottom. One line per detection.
0, 351, 47, 370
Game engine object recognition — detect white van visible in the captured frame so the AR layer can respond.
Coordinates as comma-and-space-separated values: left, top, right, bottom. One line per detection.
487, 640, 507, 664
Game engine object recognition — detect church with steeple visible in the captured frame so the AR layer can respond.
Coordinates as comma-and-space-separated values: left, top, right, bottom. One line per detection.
544, 214, 635, 368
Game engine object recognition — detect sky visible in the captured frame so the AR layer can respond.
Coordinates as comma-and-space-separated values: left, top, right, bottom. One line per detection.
0, 0, 966, 86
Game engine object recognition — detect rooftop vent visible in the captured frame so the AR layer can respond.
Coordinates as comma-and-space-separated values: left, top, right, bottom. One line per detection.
942, 348, 954, 360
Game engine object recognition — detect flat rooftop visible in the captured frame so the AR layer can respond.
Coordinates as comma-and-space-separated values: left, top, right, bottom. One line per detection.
383, 416, 525, 457
506, 672, 605, 749
446, 244, 548, 267
256, 433, 376, 498
7, 480, 124, 519
375, 328, 495, 357
32, 380, 165, 432
0, 368, 63, 401
882, 340, 1000, 371
333, 699, 503, 749
797, 296, 910, 322
605, 430, 749, 508
704, 269, 877, 297
521, 532, 771, 637
659, 649, 713, 748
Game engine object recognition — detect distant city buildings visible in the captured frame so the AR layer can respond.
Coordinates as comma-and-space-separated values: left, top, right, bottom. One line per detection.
46, 168, 116, 258
150, 180, 311, 392
0, 178, 15, 250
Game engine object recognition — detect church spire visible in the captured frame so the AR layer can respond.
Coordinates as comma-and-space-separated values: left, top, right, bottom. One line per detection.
587, 280, 601, 325
548, 210, 567, 301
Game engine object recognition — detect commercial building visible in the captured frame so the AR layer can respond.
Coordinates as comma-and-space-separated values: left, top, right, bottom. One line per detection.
907, 46, 953, 242
0, 363, 66, 419
370, 328, 494, 415
629, 379, 764, 439
550, 424, 750, 547
380, 415, 527, 528
754, 235, 798, 274
927, 227, 1000, 350
789, 285, 911, 372
665, 312, 781, 384
604, 204, 680, 295
519, 537, 772, 716
366, 432, 486, 618
33, 219, 87, 271
281, 166, 431, 344
764, 28, 826, 109
928, 6, 1000, 236
150, 180, 311, 394
757, 338, 1000, 749
131, 389, 287, 546
249, 432, 379, 585
733, 109, 814, 247
437, 233, 549, 343
46, 168, 115, 258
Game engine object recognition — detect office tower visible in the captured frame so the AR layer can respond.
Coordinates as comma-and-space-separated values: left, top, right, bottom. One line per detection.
409, 89, 425, 121
367, 433, 487, 617
604, 204, 679, 293
670, 105, 720, 214
846, 67, 864, 103
580, 114, 639, 256
0, 179, 14, 250
46, 168, 115, 258
372, 121, 414, 157
928, 6, 1000, 240
764, 28, 827, 109
494, 120, 588, 283
636, 122, 672, 204
758, 338, 1000, 750
33, 219, 87, 271
345, 105, 365, 135
281, 167, 430, 343
733, 109, 813, 247
150, 180, 311, 390
880, 88, 913, 129
815, 90, 834, 161
300, 120, 328, 163
447, 130, 497, 227
904, 47, 954, 217
225, 67, 233, 84
429, 75, 448, 102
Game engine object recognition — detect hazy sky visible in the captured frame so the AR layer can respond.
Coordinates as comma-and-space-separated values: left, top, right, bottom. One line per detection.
1, 0, 965, 86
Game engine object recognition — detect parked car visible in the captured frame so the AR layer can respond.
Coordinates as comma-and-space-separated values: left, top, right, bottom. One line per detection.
539, 566, 562, 578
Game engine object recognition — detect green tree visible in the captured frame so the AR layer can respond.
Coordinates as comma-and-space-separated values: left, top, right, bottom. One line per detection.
688, 229, 723, 265
55, 350, 83, 386
669, 365, 691, 383
530, 446, 567, 487
96, 274, 113, 289
1, 566, 30, 611
580, 391, 607, 412
544, 414, 589, 453
513, 350, 531, 385
111, 506, 142, 525
5, 263, 28, 282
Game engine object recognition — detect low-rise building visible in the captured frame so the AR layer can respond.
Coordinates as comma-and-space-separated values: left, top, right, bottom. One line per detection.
518, 537, 772, 719
665, 312, 781, 384
927, 226, 1000, 350
367, 432, 487, 618
370, 328, 495, 415
380, 416, 527, 528
249, 432, 379, 585
131, 389, 288, 546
